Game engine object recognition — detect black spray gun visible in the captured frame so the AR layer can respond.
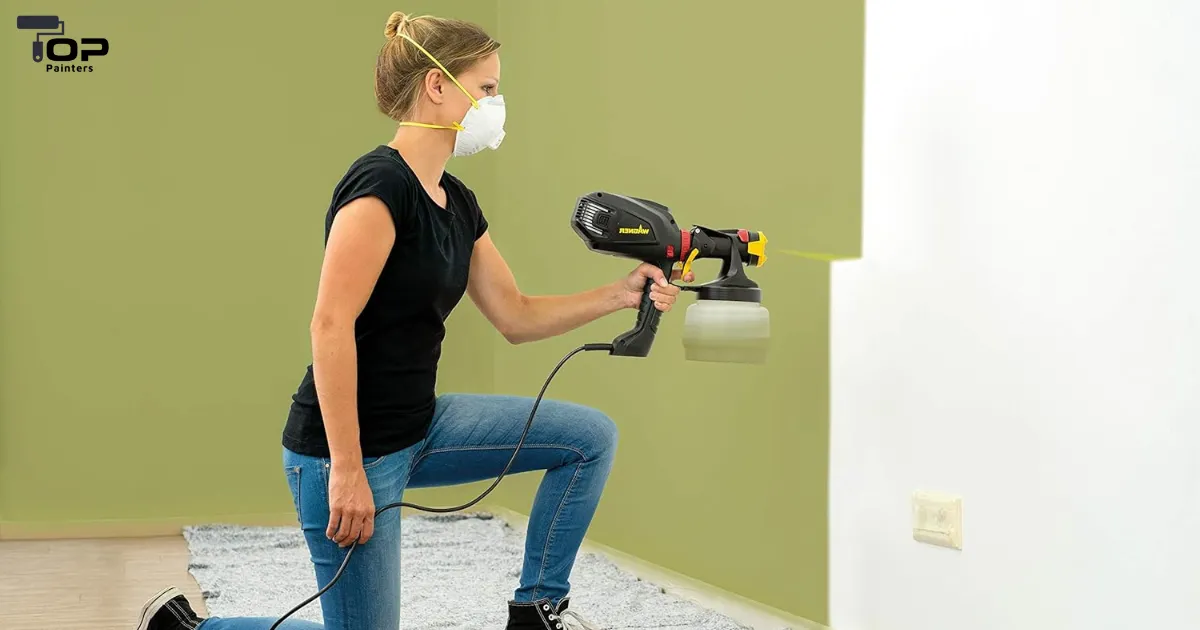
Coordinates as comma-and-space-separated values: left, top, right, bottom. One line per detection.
571, 191, 771, 364
269, 191, 770, 628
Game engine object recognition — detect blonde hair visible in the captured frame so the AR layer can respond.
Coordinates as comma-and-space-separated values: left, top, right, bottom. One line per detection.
376, 11, 500, 121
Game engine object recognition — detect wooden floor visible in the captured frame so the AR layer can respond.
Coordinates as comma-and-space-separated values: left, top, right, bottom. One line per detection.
0, 529, 818, 629
0, 536, 210, 630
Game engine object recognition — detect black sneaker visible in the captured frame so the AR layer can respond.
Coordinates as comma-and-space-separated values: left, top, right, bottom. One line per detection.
134, 586, 205, 630
507, 596, 600, 630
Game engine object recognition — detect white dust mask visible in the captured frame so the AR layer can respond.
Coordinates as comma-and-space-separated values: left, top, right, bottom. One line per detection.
453, 94, 506, 157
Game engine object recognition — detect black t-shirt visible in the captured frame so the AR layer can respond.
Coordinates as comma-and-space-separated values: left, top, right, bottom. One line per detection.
282, 145, 488, 458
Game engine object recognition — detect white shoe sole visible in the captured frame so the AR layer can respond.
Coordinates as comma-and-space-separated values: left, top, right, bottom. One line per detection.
135, 586, 182, 630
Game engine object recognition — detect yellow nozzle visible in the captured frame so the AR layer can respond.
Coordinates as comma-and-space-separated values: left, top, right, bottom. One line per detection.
747, 231, 767, 267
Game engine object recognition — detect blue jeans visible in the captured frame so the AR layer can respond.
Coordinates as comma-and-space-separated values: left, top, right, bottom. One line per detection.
197, 393, 619, 630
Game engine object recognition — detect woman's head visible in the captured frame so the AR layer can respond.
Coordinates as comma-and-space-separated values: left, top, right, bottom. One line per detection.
375, 12, 501, 127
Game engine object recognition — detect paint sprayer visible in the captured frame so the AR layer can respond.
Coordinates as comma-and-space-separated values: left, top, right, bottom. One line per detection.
269, 192, 770, 628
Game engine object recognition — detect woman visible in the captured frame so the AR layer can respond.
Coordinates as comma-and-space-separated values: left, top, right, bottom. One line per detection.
134, 11, 689, 630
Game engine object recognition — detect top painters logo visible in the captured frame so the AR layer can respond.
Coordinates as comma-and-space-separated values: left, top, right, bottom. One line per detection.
15, 15, 109, 72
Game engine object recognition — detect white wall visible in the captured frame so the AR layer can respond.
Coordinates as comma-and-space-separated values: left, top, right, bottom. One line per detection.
830, 2, 1200, 629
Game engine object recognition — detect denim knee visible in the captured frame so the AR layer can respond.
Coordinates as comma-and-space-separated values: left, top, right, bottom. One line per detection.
578, 406, 619, 461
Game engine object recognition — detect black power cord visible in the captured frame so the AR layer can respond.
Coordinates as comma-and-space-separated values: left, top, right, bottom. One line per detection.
269, 342, 614, 629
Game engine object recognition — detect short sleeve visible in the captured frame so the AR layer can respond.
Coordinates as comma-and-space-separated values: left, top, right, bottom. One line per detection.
473, 196, 489, 240
328, 155, 415, 234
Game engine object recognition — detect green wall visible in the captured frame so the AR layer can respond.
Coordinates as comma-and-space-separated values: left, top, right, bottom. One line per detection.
1, 0, 861, 624
0, 0, 498, 527
480, 2, 862, 622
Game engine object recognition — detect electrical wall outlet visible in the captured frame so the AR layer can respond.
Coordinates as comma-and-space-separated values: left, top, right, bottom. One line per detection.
911, 491, 963, 550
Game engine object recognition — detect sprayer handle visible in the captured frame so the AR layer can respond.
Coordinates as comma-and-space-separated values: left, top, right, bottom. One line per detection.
610, 261, 675, 358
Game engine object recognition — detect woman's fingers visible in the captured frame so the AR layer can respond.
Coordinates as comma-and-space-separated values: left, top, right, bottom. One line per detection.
336, 520, 353, 547
336, 504, 377, 547
327, 507, 344, 540
326, 463, 376, 546
328, 508, 348, 543
347, 517, 365, 547
649, 282, 681, 312
359, 512, 375, 544
333, 508, 365, 547
670, 269, 697, 283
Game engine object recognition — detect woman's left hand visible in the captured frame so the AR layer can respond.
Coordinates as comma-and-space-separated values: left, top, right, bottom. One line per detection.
620, 263, 695, 312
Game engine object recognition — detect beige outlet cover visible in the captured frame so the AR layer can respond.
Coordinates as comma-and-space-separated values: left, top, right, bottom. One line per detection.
911, 491, 963, 550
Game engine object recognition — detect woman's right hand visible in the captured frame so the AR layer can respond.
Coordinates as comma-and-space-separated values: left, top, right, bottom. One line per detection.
326, 461, 375, 547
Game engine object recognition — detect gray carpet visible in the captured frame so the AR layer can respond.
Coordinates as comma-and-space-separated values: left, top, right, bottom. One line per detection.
183, 513, 761, 629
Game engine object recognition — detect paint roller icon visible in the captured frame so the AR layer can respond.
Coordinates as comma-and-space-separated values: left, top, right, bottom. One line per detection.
16, 15, 65, 63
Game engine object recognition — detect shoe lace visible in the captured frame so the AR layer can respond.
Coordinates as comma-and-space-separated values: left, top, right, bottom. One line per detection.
548, 609, 601, 630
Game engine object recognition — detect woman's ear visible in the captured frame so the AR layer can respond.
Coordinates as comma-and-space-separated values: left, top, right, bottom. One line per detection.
423, 69, 446, 105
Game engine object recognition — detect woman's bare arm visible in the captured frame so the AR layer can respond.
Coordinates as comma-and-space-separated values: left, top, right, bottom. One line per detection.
467, 231, 688, 344
310, 196, 395, 466
309, 195, 395, 546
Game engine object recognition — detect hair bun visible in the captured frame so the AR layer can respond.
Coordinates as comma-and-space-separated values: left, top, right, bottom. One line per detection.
384, 11, 409, 39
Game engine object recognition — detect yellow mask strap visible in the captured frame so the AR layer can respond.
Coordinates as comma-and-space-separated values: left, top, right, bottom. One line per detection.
397, 120, 465, 131
394, 31, 479, 131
